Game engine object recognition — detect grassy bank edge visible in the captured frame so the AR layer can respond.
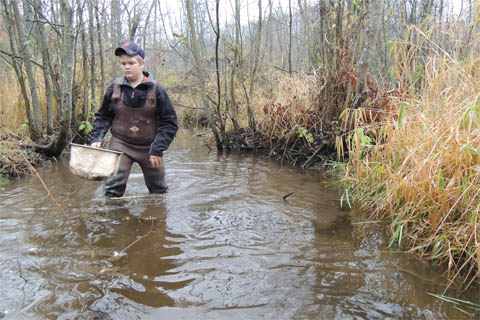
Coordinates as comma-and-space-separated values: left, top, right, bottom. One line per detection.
337, 67, 480, 289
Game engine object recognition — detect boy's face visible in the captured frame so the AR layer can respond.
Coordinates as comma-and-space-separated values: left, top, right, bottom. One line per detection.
119, 55, 144, 82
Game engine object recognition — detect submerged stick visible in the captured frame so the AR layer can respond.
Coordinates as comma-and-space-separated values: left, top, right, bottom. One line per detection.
282, 192, 293, 200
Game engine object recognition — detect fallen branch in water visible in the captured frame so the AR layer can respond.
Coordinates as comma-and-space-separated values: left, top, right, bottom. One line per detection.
283, 192, 293, 200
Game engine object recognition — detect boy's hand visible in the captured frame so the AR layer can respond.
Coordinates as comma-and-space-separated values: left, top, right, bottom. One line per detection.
149, 155, 164, 168
91, 142, 102, 148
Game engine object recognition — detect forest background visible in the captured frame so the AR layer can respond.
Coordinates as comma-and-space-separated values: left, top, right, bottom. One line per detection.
0, 0, 478, 290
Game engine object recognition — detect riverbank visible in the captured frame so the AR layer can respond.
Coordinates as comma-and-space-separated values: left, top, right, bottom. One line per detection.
0, 128, 50, 179
337, 57, 480, 289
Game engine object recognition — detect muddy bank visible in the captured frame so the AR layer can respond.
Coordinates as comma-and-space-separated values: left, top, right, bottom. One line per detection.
0, 130, 50, 178
224, 127, 337, 169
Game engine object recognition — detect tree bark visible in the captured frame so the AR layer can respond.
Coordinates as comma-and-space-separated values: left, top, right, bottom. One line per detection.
78, 0, 89, 121
335, 0, 344, 48
354, 0, 382, 108
112, 0, 122, 44
95, 3, 105, 96
228, 0, 242, 131
288, 0, 293, 74
185, 0, 222, 150
88, 0, 96, 117
12, 0, 42, 139
33, 0, 54, 135
246, 0, 262, 131
46, 0, 74, 157
111, 0, 122, 79
213, 0, 225, 134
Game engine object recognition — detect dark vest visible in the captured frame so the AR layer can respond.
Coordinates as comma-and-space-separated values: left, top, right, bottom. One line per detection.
110, 83, 157, 146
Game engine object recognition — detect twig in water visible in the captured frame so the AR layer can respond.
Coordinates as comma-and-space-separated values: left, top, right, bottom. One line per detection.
283, 192, 293, 200
119, 219, 154, 254
16, 258, 27, 306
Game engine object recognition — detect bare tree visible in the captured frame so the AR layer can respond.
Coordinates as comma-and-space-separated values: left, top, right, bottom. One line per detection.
228, 0, 242, 131
246, 0, 262, 131
78, 0, 89, 121
185, 0, 222, 149
88, 0, 96, 116
288, 0, 293, 74
32, 0, 54, 135
355, 0, 383, 107
46, 0, 75, 157
95, 2, 106, 95
12, 0, 42, 139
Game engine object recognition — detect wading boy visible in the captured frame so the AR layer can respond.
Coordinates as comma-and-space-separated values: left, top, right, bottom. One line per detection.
90, 41, 178, 197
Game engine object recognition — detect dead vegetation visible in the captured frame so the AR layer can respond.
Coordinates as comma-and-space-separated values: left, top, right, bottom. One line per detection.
0, 128, 49, 178
337, 34, 480, 288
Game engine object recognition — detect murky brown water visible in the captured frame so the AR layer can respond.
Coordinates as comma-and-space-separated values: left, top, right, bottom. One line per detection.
0, 130, 478, 319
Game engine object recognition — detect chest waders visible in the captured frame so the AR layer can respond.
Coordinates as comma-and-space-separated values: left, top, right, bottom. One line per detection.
104, 83, 167, 197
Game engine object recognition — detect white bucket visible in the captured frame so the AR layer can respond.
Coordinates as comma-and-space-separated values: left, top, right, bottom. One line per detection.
69, 143, 123, 180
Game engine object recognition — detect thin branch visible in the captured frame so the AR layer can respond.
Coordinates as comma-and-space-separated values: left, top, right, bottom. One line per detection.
25, 0, 61, 35
25, 19, 65, 28
173, 102, 206, 110
0, 49, 43, 68
274, 65, 298, 73
119, 219, 154, 254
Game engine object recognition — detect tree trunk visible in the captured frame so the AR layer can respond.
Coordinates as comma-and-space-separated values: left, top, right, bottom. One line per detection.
46, 0, 74, 157
88, 0, 96, 117
33, 0, 54, 135
78, 0, 89, 121
228, 0, 242, 131
111, 0, 122, 79
185, 0, 222, 150
95, 3, 105, 96
335, 0, 344, 48
354, 0, 382, 108
12, 0, 42, 139
214, 0, 225, 135
129, 13, 140, 40
288, 0, 293, 74
112, 0, 122, 44
246, 0, 262, 131
142, 1, 156, 49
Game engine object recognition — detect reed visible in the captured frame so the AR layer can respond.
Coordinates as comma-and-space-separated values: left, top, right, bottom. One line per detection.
340, 35, 480, 287
0, 71, 26, 132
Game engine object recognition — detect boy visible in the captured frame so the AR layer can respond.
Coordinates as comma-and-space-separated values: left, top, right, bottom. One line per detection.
90, 41, 178, 197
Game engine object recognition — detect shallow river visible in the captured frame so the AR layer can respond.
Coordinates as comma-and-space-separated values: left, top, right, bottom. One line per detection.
0, 130, 478, 319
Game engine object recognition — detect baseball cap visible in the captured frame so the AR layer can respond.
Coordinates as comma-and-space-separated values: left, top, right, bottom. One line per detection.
115, 41, 145, 59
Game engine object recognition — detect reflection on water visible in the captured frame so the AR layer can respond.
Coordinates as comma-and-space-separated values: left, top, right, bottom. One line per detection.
0, 130, 478, 319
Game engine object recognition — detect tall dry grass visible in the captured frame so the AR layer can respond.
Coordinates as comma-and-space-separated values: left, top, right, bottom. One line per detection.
0, 71, 27, 132
340, 38, 480, 288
